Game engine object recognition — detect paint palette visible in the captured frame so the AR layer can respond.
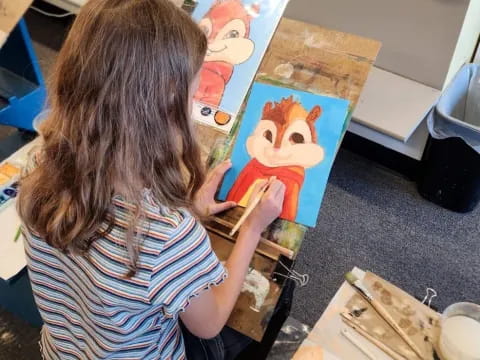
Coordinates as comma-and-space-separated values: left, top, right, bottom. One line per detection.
208, 231, 281, 341
0, 162, 21, 212
343, 272, 441, 360
192, 101, 237, 134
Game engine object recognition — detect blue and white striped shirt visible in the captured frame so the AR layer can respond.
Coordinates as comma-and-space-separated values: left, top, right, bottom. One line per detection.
24, 193, 226, 359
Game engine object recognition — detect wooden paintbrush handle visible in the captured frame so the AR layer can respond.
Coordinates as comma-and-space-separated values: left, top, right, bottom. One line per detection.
371, 298, 425, 360
341, 313, 407, 360
229, 177, 275, 236
229, 194, 262, 236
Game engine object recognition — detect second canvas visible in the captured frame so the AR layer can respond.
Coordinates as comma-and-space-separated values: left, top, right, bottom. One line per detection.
218, 82, 350, 227
191, 0, 288, 116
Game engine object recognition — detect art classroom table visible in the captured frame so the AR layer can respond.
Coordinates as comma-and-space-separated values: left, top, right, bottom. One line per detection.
0, 138, 43, 326
291, 268, 441, 360
195, 17, 381, 356
292, 268, 384, 360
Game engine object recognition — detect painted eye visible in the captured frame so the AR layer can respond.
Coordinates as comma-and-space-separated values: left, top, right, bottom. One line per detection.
263, 130, 273, 143
289, 132, 305, 144
224, 29, 240, 39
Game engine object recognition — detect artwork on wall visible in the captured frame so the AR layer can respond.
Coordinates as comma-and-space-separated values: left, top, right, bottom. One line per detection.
190, 0, 288, 133
218, 82, 349, 227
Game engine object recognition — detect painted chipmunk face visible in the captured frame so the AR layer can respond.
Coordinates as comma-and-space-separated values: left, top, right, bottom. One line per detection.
246, 97, 325, 168
198, 0, 257, 65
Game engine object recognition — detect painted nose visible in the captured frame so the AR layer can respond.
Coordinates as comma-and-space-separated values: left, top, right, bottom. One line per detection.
273, 139, 282, 149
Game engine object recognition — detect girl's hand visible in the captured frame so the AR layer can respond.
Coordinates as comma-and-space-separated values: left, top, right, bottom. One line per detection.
243, 178, 286, 235
194, 160, 236, 217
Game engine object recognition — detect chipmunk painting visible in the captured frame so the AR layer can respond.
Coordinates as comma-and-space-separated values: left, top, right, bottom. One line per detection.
194, 0, 258, 107
226, 97, 325, 221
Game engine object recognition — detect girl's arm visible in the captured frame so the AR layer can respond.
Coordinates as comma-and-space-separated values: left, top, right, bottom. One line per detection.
181, 179, 285, 338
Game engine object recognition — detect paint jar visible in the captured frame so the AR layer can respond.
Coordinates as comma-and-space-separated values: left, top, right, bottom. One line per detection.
437, 302, 480, 360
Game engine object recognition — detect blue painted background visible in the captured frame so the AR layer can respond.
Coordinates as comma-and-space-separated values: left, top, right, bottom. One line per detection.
218, 83, 349, 227
192, 0, 287, 115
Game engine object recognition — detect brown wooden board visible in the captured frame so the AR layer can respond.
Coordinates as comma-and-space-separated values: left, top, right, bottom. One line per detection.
257, 18, 381, 111
344, 272, 441, 360
208, 232, 281, 341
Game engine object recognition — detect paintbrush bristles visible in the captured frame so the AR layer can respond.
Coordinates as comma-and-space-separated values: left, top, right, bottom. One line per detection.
345, 272, 358, 285
345, 272, 373, 301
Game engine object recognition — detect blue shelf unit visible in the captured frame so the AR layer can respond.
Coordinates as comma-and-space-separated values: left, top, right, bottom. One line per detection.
0, 19, 46, 131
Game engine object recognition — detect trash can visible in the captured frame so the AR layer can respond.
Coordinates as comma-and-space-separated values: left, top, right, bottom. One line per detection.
418, 64, 480, 213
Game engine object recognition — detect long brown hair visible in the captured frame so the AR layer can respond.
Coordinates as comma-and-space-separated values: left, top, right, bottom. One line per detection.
17, 0, 207, 274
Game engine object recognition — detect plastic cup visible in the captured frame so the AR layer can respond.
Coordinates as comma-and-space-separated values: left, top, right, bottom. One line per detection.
437, 302, 480, 360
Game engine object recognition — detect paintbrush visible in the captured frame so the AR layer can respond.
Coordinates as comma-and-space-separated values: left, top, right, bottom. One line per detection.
229, 177, 276, 236
341, 328, 377, 360
345, 272, 425, 360
341, 313, 406, 360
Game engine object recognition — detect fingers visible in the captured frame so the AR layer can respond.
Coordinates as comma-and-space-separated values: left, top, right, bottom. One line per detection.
206, 159, 232, 187
209, 201, 237, 215
264, 179, 286, 199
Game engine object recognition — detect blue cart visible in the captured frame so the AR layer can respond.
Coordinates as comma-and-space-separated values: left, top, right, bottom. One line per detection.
0, 19, 46, 131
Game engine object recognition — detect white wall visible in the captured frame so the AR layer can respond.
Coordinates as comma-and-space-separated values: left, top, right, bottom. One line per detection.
444, 0, 480, 88
285, 0, 471, 90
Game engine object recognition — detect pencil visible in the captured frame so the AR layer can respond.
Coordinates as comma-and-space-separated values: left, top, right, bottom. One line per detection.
229, 177, 275, 236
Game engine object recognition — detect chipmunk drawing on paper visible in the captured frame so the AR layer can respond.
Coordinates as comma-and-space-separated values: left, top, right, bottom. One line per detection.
194, 0, 259, 107
226, 97, 325, 221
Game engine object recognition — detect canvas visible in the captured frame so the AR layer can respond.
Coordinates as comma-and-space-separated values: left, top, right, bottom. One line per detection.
190, 0, 288, 130
218, 82, 349, 227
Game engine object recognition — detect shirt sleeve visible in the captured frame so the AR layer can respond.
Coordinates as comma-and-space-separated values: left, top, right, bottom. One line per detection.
148, 210, 227, 318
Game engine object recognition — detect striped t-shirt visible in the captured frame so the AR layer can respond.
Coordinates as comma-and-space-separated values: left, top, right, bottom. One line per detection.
23, 193, 227, 359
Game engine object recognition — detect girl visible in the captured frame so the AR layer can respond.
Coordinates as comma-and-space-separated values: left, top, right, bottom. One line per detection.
17, 0, 285, 359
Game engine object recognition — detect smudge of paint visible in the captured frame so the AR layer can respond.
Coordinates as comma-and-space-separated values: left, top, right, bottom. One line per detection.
302, 30, 329, 49
399, 318, 412, 329
381, 289, 393, 305
214, 111, 231, 125
241, 268, 270, 311
274, 63, 294, 79
372, 281, 382, 291
201, 107, 212, 116
372, 326, 386, 337
4, 187, 16, 197
407, 327, 418, 336
401, 304, 416, 316
0, 331, 14, 344
351, 307, 367, 318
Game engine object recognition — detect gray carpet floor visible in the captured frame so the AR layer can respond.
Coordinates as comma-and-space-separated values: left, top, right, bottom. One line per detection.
1, 4, 480, 359
292, 149, 480, 326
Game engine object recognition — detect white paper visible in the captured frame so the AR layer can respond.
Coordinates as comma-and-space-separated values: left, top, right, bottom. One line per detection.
0, 201, 26, 280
